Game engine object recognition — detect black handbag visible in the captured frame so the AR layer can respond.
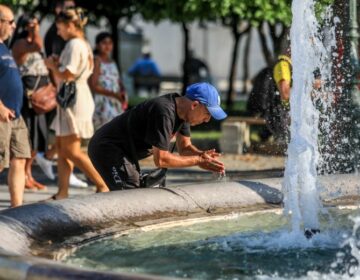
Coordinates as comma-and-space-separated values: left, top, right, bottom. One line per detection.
57, 81, 76, 108
56, 57, 88, 109
127, 110, 183, 188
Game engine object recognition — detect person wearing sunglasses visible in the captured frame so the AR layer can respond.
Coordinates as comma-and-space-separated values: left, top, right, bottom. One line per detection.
0, 5, 32, 207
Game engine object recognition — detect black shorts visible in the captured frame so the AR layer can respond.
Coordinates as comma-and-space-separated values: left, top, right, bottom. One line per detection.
88, 137, 140, 191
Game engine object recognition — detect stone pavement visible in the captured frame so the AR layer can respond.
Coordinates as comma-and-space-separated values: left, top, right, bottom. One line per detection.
0, 154, 285, 211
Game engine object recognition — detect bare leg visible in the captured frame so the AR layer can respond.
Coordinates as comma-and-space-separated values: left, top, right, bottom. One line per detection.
55, 135, 109, 199
56, 155, 73, 199
55, 137, 72, 199
25, 151, 36, 190
25, 151, 35, 180
45, 144, 57, 160
25, 151, 47, 190
8, 158, 26, 207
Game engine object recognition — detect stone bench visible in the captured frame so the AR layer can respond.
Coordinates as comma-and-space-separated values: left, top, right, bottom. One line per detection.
219, 117, 266, 154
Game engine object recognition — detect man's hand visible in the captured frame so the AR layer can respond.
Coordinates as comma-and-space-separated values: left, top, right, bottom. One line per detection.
202, 149, 221, 159
0, 103, 15, 122
198, 152, 225, 175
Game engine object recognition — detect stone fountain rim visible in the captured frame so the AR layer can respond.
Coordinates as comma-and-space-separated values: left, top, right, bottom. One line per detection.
0, 174, 358, 279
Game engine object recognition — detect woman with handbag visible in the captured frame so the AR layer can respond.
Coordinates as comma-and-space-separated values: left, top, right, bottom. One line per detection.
44, 8, 109, 199
11, 15, 57, 191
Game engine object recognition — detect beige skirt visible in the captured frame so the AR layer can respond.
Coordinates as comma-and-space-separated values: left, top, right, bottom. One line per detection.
51, 106, 94, 138
51, 83, 95, 139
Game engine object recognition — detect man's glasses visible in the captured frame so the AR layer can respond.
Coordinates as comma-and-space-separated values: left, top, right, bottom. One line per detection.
0, 18, 15, 25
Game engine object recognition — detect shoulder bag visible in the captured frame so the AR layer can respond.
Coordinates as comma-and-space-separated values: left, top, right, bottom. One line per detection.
27, 76, 57, 115
57, 56, 88, 109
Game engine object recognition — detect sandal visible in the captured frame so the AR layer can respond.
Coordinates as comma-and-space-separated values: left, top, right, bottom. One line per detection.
25, 178, 37, 190
32, 179, 47, 191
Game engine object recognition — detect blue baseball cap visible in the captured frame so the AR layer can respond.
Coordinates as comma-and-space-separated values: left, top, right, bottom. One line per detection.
185, 83, 227, 120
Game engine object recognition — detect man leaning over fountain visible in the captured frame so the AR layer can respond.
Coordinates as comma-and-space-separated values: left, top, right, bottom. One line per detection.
88, 82, 226, 190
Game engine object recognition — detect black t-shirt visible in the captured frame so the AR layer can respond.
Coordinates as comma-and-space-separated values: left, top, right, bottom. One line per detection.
94, 93, 191, 160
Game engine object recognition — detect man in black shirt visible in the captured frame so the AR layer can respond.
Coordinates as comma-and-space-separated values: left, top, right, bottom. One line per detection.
88, 82, 227, 190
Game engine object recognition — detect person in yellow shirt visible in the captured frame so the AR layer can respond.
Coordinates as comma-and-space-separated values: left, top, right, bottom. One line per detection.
246, 55, 291, 143
273, 54, 292, 110
272, 53, 322, 143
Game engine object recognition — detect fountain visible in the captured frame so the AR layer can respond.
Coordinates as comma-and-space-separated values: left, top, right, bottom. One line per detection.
0, 0, 360, 279
283, 0, 336, 237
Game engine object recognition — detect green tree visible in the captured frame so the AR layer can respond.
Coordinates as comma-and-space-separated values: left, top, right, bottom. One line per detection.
1, 0, 35, 13
221, 0, 292, 107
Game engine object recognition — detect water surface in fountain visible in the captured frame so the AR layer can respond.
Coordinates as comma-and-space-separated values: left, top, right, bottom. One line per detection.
64, 208, 359, 279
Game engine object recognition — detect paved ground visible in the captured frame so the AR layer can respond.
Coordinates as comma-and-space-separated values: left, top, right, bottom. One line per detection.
0, 154, 285, 211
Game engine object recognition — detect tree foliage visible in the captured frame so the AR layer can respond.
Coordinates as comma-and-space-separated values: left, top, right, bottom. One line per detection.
1, 0, 34, 13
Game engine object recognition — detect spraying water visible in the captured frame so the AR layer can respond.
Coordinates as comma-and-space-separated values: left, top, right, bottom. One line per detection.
283, 0, 336, 234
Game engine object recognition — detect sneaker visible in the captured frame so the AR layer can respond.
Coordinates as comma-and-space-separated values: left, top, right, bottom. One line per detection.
69, 173, 88, 188
36, 153, 55, 180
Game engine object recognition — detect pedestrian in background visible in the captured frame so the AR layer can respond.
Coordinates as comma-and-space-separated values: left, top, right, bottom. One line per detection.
44, 8, 109, 200
43, 0, 89, 188
0, 4, 31, 207
90, 32, 127, 130
128, 49, 161, 96
11, 14, 52, 191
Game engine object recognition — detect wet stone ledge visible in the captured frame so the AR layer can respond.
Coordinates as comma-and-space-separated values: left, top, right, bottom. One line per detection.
0, 175, 358, 279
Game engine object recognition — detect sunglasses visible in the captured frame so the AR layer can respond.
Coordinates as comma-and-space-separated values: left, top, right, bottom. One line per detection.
0, 18, 15, 25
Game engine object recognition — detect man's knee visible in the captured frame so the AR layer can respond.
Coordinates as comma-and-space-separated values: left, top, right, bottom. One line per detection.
10, 157, 26, 168
109, 165, 128, 190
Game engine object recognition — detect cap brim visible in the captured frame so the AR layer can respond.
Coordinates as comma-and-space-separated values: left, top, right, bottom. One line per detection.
207, 106, 227, 120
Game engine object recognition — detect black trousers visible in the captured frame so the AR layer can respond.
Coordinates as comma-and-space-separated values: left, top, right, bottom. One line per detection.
88, 137, 140, 191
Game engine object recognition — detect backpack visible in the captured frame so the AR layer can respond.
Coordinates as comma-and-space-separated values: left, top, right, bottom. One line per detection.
247, 67, 283, 136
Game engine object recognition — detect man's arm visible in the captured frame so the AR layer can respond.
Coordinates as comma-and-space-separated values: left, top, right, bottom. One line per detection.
176, 133, 222, 158
176, 134, 203, 156
152, 133, 225, 173
153, 147, 200, 168
277, 79, 291, 101
152, 147, 225, 173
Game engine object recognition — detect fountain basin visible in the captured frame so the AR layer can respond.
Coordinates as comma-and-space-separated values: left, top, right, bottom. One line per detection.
0, 174, 359, 279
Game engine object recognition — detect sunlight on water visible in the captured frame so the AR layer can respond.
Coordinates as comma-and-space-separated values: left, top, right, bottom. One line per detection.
63, 208, 360, 279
